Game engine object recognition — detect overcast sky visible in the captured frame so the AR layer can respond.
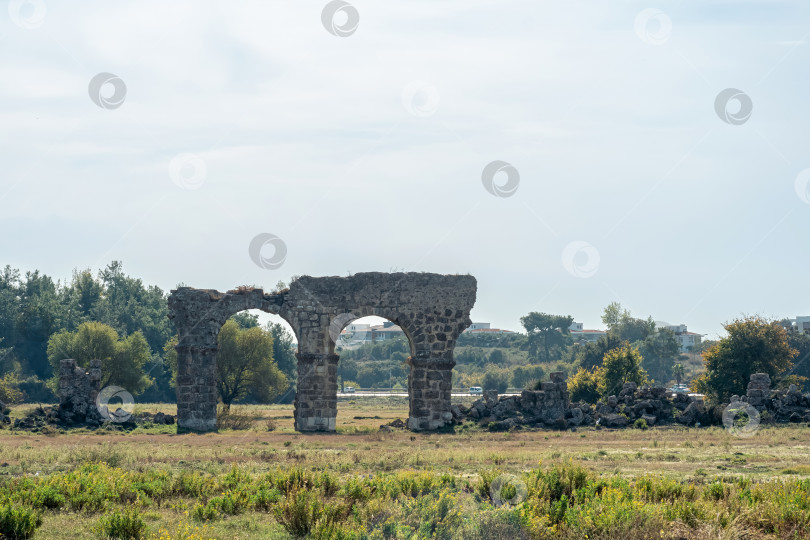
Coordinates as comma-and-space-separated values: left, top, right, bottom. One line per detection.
2, 1, 809, 339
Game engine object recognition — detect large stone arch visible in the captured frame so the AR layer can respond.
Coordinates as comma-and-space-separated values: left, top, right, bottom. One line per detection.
167, 272, 477, 433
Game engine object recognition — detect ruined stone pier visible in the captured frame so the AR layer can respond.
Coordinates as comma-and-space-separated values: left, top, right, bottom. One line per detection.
167, 272, 477, 433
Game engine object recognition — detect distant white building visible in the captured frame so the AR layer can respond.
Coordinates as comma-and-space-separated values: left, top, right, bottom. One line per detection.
655, 322, 704, 352
788, 316, 810, 333
462, 322, 514, 335
568, 322, 607, 343
467, 322, 491, 330
338, 321, 405, 348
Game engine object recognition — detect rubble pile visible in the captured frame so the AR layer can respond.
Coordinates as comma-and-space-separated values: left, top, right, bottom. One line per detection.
453, 372, 810, 430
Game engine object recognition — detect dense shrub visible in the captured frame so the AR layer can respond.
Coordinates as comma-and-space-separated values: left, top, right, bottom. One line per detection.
567, 367, 600, 403
0, 504, 42, 539
0, 457, 809, 539
95, 509, 147, 539
273, 489, 350, 537
482, 370, 509, 393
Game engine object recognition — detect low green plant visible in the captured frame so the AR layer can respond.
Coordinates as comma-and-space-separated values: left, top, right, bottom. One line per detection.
95, 509, 147, 539
0, 504, 42, 539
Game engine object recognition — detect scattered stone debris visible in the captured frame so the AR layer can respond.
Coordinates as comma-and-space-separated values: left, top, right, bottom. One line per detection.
0, 360, 175, 433
380, 418, 407, 431
0, 403, 175, 433
455, 372, 810, 430
727, 374, 810, 424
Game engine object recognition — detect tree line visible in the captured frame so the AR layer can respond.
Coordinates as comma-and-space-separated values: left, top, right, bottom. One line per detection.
3, 262, 808, 408
0, 263, 296, 407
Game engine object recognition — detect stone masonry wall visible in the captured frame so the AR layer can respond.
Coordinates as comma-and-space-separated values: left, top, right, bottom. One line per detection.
58, 358, 102, 425
167, 272, 477, 433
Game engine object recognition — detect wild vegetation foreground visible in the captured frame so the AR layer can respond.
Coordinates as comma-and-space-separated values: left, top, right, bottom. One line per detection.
1, 400, 810, 539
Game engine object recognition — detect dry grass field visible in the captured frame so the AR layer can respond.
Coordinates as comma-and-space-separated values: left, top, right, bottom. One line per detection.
2, 397, 810, 539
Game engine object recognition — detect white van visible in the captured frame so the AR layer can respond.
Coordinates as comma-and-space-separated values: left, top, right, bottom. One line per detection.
469, 386, 483, 395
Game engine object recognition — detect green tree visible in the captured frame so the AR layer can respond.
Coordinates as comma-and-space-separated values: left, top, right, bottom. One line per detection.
672, 363, 685, 386
568, 367, 600, 403
601, 302, 655, 343
46, 321, 153, 395
598, 345, 648, 398
637, 328, 680, 383
572, 333, 625, 370
14, 271, 65, 378
231, 312, 260, 329
784, 331, 810, 391
0, 338, 20, 376
512, 365, 545, 389
91, 261, 173, 354
0, 373, 23, 404
689, 339, 716, 355
520, 312, 574, 362
216, 320, 288, 411
693, 316, 796, 403
488, 349, 506, 365
266, 322, 297, 381
482, 369, 509, 393
601, 301, 627, 328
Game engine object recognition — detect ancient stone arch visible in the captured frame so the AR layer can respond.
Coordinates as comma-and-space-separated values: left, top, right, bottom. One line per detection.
167, 272, 477, 432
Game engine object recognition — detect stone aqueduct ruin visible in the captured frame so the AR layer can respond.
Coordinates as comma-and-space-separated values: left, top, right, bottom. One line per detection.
167, 272, 477, 433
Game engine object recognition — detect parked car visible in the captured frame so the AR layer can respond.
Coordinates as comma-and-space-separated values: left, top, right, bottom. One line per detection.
469, 386, 483, 395
670, 384, 690, 394
345, 387, 355, 393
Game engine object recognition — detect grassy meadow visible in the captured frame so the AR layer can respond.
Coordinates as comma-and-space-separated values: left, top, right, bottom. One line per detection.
1, 397, 810, 539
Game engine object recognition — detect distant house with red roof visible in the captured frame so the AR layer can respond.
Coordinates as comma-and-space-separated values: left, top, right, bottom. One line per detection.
462, 322, 515, 335
655, 322, 704, 352
568, 322, 607, 343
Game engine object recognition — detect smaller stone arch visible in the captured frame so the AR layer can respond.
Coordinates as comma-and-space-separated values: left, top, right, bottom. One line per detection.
167, 287, 293, 432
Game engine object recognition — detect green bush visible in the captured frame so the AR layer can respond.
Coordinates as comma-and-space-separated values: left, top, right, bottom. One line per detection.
476, 470, 501, 502
273, 489, 325, 537
0, 504, 42, 539
633, 418, 648, 430
568, 368, 600, 403
191, 502, 218, 522
0, 374, 23, 405
482, 370, 509, 393
95, 509, 147, 539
